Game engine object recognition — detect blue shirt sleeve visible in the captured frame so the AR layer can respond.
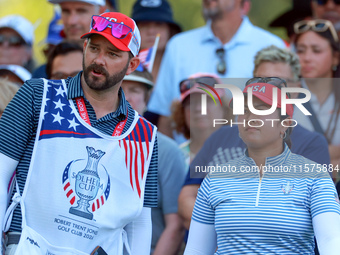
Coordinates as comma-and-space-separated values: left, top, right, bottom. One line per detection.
192, 177, 215, 224
310, 174, 340, 218
147, 37, 180, 117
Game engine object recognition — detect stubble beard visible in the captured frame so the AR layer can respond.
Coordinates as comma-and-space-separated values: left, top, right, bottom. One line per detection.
83, 57, 130, 91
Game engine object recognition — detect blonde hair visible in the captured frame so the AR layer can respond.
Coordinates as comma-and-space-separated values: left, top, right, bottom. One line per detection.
0, 78, 19, 112
253, 45, 301, 82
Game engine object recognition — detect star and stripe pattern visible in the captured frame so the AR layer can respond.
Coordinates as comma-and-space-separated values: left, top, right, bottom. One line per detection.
121, 117, 155, 198
62, 161, 76, 205
39, 80, 100, 140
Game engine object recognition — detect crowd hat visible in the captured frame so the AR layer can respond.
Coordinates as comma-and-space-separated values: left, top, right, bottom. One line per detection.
230, 82, 294, 118
0, 65, 32, 83
81, 12, 141, 57
179, 73, 225, 103
132, 0, 181, 33
269, 0, 312, 37
123, 73, 154, 90
0, 15, 34, 45
48, 0, 105, 6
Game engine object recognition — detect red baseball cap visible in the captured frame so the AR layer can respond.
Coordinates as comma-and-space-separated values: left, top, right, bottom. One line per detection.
230, 83, 294, 117
81, 12, 141, 57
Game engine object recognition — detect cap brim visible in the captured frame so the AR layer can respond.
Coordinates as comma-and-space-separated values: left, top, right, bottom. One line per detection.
229, 92, 294, 117
81, 31, 130, 52
123, 74, 154, 89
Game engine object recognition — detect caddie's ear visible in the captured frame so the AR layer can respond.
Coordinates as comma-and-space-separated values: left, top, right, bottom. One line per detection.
126, 56, 140, 76
83, 38, 89, 52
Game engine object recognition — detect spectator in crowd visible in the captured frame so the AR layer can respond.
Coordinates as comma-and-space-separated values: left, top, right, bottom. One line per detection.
48, 0, 106, 42
171, 73, 232, 170
184, 77, 340, 255
293, 19, 340, 182
178, 45, 331, 232
131, 0, 181, 125
147, 0, 286, 139
33, 0, 105, 78
311, 0, 340, 31
122, 68, 186, 255
132, 0, 181, 81
0, 65, 31, 86
0, 78, 19, 118
0, 12, 157, 255
0, 15, 35, 73
32, 6, 64, 78
46, 41, 83, 79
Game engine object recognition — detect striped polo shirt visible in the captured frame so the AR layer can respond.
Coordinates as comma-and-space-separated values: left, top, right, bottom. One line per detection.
0, 73, 158, 232
192, 145, 340, 254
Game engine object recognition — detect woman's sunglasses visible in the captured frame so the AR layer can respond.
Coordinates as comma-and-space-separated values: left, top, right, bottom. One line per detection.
246, 77, 287, 87
294, 19, 339, 42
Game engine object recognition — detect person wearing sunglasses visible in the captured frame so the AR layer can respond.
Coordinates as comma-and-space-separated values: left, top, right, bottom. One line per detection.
0, 15, 35, 73
0, 12, 158, 255
184, 77, 340, 255
312, 0, 340, 31
147, 0, 286, 140
178, 46, 332, 254
293, 19, 340, 183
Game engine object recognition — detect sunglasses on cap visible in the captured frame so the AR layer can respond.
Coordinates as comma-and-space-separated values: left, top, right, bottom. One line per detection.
246, 77, 287, 88
246, 77, 292, 99
179, 76, 219, 94
91, 15, 139, 48
0, 35, 26, 47
294, 19, 339, 42
314, 0, 340, 5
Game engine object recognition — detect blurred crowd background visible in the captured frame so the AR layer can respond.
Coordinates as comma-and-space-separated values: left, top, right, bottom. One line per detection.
0, 0, 290, 65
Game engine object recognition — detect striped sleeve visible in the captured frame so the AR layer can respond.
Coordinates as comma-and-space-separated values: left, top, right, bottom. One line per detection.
310, 176, 340, 218
143, 134, 158, 208
192, 177, 215, 224
0, 79, 43, 161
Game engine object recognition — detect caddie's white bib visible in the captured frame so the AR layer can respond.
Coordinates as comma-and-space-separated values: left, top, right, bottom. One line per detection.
9, 79, 156, 255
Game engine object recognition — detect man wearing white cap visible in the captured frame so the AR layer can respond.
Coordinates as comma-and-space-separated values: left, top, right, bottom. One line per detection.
48, 0, 106, 41
0, 65, 32, 86
0, 15, 34, 72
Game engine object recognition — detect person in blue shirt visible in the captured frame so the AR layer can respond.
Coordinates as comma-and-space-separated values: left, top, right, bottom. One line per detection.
178, 46, 331, 231
184, 77, 340, 255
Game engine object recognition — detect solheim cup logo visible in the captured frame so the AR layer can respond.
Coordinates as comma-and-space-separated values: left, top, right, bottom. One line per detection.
68, 146, 105, 220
